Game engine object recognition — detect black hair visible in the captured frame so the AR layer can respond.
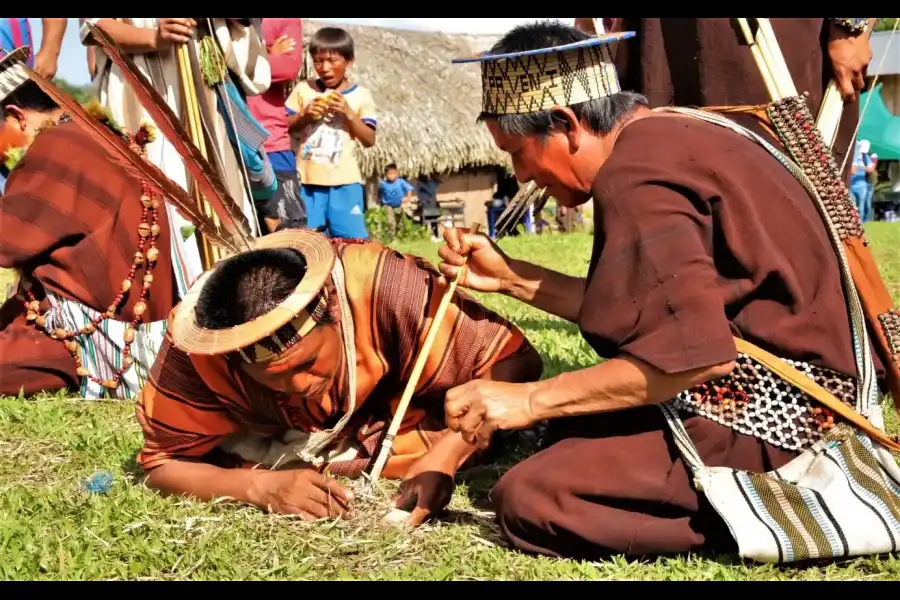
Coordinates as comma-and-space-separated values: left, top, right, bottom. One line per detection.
195, 248, 310, 330
476, 20, 648, 139
384, 163, 398, 174
2, 80, 58, 115
309, 27, 355, 61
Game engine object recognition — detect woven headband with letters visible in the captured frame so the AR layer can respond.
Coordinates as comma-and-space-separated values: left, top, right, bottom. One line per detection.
453, 33, 634, 116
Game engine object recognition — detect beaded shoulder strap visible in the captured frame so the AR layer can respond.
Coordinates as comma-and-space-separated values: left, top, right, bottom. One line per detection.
655, 107, 879, 420
733, 336, 900, 452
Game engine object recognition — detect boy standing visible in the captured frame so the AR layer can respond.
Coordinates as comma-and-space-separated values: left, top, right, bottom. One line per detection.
286, 27, 376, 239
247, 18, 308, 233
378, 163, 413, 238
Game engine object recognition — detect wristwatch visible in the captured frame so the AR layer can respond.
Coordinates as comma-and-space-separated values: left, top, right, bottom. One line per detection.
829, 18, 870, 34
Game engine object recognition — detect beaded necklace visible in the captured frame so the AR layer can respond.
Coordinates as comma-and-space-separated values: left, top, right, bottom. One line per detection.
18, 111, 163, 391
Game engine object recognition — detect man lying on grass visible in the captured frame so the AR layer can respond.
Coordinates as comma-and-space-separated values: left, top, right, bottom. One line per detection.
136, 229, 542, 523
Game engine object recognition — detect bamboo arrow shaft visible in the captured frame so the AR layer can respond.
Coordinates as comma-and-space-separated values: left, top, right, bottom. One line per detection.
368, 223, 482, 484
176, 42, 222, 269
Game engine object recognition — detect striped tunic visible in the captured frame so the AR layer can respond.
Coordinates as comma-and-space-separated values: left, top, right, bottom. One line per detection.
0, 120, 178, 396
136, 240, 532, 479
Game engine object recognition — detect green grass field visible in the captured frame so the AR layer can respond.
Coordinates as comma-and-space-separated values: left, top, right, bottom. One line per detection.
2, 224, 900, 580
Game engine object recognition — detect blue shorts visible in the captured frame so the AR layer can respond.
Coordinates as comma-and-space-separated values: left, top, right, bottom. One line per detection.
300, 182, 369, 239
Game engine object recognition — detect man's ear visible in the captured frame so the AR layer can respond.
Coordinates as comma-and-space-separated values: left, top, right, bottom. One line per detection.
3, 105, 26, 130
549, 106, 581, 152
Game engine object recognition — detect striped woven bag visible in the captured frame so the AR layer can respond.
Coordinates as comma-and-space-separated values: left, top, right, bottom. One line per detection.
654, 107, 900, 563
659, 341, 900, 563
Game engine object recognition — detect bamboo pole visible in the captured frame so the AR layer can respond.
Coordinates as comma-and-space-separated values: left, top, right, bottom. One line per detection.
176, 42, 221, 268
368, 223, 482, 486
186, 42, 223, 265
736, 19, 779, 101
754, 19, 797, 99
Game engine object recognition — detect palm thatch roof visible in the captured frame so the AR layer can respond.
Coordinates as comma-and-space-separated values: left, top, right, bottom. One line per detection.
297, 19, 511, 180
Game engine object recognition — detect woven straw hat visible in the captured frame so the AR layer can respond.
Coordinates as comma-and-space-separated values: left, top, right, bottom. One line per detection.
452, 32, 634, 116
170, 229, 336, 357
0, 47, 32, 104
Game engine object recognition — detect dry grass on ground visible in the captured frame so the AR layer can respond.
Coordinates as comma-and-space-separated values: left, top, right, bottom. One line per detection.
1, 225, 900, 580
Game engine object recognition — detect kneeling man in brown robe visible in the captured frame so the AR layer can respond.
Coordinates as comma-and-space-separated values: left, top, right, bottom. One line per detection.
437, 21, 876, 559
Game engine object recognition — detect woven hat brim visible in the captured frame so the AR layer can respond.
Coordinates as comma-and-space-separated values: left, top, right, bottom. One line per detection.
0, 47, 32, 103
451, 32, 634, 64
170, 229, 337, 355
0, 47, 31, 69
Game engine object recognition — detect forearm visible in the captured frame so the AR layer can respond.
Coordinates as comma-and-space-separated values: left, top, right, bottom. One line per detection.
486, 341, 543, 384
502, 258, 586, 322
87, 47, 97, 79
39, 19, 67, 55
425, 429, 480, 470
528, 355, 736, 421
92, 19, 158, 54
267, 24, 303, 83
145, 460, 266, 507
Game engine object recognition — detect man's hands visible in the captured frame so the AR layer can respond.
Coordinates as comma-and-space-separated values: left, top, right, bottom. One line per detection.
827, 22, 873, 102
249, 467, 355, 521
34, 18, 68, 79
154, 18, 197, 51
445, 380, 540, 450
437, 227, 518, 293
33, 49, 60, 80
392, 454, 457, 527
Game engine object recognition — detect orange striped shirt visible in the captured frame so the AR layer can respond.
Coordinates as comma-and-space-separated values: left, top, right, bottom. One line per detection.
136, 240, 530, 478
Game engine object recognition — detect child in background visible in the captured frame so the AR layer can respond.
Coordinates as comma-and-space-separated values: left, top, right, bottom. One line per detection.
378, 163, 413, 238
286, 27, 376, 239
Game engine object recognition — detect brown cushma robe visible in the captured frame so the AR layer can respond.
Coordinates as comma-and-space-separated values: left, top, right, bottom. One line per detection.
0, 120, 178, 396
608, 18, 859, 178
491, 115, 859, 559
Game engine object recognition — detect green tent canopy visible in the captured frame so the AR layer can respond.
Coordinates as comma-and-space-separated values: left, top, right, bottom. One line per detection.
857, 83, 900, 160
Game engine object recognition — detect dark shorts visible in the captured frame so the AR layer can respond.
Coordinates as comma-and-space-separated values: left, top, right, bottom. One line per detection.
258, 170, 307, 229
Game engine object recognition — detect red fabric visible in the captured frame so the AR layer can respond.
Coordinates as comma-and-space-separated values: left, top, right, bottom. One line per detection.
247, 18, 303, 154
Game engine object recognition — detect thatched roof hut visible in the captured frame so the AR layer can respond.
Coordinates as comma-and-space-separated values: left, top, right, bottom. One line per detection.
297, 19, 511, 180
